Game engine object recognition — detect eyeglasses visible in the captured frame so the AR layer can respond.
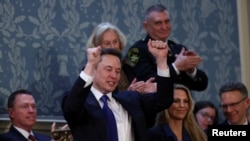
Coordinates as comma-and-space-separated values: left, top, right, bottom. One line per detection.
219, 97, 247, 110
199, 111, 215, 121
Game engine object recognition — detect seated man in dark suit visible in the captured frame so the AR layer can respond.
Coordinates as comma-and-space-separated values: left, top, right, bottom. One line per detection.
0, 89, 51, 141
206, 81, 250, 139
61, 40, 174, 141
218, 81, 250, 125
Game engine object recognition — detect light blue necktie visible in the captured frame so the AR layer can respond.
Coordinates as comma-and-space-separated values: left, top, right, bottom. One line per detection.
100, 95, 118, 141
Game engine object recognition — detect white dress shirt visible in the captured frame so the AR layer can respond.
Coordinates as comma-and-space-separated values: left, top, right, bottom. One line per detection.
14, 126, 35, 141
80, 71, 134, 141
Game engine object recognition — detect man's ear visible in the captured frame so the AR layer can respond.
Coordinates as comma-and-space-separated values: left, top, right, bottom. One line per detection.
246, 98, 250, 106
8, 108, 14, 118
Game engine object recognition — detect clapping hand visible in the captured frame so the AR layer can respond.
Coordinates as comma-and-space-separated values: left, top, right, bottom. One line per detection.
127, 78, 146, 93
174, 48, 201, 73
127, 77, 156, 94
142, 77, 157, 94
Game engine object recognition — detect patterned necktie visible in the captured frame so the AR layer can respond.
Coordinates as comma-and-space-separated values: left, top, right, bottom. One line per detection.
100, 95, 118, 141
28, 134, 36, 141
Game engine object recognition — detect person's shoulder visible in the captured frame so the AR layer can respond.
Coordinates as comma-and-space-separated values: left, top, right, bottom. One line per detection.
0, 131, 10, 136
129, 36, 149, 50
129, 39, 147, 49
0, 128, 17, 136
124, 39, 147, 67
168, 39, 188, 50
0, 132, 9, 137
147, 125, 173, 141
217, 120, 229, 125
148, 124, 165, 132
0, 132, 19, 141
114, 90, 140, 99
132, 38, 145, 45
147, 124, 167, 140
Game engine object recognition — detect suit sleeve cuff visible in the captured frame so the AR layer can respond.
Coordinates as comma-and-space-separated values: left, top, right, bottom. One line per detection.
80, 71, 93, 87
186, 67, 197, 78
172, 63, 180, 75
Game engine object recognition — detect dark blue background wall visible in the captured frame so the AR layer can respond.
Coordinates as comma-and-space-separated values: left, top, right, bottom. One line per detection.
0, 0, 239, 121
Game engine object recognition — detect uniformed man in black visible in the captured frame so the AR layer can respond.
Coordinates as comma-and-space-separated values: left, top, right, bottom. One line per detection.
123, 4, 208, 91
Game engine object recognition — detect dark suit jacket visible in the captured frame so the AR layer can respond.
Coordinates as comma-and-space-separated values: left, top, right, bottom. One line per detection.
147, 125, 176, 141
147, 124, 192, 141
0, 126, 51, 141
62, 75, 173, 141
219, 120, 230, 125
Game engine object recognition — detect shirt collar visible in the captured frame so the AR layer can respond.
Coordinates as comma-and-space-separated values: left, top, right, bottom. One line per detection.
228, 118, 248, 125
91, 86, 113, 101
13, 126, 34, 139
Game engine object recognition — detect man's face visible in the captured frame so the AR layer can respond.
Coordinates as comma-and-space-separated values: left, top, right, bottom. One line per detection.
93, 54, 121, 94
8, 94, 37, 132
143, 10, 171, 41
220, 90, 249, 125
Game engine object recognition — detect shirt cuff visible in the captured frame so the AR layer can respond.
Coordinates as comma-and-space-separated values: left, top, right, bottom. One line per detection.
186, 68, 197, 78
172, 63, 180, 75
80, 71, 93, 87
157, 67, 170, 77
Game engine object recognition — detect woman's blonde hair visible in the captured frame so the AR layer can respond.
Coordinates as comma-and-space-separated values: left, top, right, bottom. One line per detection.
86, 22, 127, 51
155, 84, 207, 141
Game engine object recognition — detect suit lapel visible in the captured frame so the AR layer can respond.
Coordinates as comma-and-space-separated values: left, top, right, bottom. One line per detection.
9, 126, 29, 141
86, 92, 108, 141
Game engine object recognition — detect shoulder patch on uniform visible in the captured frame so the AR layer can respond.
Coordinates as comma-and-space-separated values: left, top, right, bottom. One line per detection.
125, 48, 140, 67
